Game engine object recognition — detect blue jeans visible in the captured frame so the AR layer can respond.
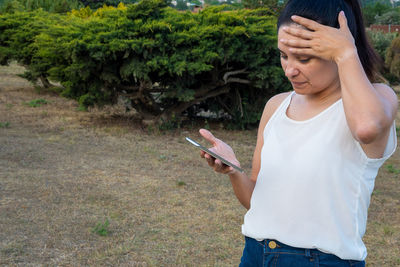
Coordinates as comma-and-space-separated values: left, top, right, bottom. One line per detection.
239, 236, 365, 267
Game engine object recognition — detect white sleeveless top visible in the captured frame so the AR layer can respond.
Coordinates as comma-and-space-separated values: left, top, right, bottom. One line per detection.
241, 91, 397, 260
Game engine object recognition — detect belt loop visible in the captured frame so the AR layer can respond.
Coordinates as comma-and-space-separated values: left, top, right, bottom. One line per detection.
305, 249, 311, 258
263, 240, 266, 254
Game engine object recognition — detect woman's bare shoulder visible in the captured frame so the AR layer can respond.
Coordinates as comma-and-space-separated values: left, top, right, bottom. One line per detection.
263, 91, 292, 115
259, 91, 292, 126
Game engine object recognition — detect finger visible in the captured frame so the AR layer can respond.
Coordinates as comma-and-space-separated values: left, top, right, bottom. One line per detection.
199, 128, 217, 146
200, 150, 205, 158
280, 38, 311, 48
206, 155, 215, 167
215, 159, 226, 170
282, 26, 313, 40
214, 159, 223, 172
338, 11, 349, 31
288, 47, 314, 56
290, 15, 321, 31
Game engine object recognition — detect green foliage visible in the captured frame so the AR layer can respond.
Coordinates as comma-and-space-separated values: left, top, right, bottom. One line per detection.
386, 36, 400, 80
0, 0, 82, 13
91, 218, 110, 236
362, 2, 392, 26
366, 29, 399, 84
0, 0, 289, 127
0, 121, 10, 128
366, 29, 397, 60
158, 114, 182, 131
375, 10, 400, 24
242, 0, 283, 13
0, 0, 23, 14
25, 99, 48, 107
177, 180, 186, 186
79, 0, 138, 9
386, 164, 400, 174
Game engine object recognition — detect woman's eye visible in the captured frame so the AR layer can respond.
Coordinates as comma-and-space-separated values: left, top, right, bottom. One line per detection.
280, 54, 287, 59
299, 58, 311, 63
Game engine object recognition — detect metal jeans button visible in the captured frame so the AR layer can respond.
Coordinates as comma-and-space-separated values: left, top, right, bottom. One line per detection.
268, 241, 277, 249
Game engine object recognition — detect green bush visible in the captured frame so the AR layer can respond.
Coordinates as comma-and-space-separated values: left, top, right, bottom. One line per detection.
366, 29, 398, 62
0, 0, 82, 13
386, 36, 400, 82
79, 0, 139, 9
0, 0, 290, 127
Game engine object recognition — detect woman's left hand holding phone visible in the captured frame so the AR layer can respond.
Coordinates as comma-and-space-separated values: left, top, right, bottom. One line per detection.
199, 129, 241, 175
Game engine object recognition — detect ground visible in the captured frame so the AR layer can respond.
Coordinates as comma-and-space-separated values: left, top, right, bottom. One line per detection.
0, 63, 399, 266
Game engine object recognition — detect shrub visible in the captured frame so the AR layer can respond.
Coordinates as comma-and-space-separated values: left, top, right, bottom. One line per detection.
0, 0, 290, 127
366, 29, 398, 62
0, 0, 82, 13
386, 36, 400, 82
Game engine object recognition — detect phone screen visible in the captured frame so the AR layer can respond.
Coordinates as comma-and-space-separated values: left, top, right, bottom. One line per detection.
185, 137, 244, 173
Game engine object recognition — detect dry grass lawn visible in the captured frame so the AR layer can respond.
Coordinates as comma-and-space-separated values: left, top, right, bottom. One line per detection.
0, 63, 399, 266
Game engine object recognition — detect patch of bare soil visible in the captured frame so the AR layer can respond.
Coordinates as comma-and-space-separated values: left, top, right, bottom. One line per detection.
0, 63, 399, 266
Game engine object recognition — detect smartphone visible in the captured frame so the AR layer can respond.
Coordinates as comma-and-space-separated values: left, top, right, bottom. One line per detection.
185, 137, 244, 173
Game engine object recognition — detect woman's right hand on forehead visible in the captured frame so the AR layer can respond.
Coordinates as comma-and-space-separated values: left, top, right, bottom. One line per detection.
199, 129, 241, 175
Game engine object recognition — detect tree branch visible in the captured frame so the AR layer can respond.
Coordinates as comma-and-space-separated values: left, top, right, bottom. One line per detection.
226, 78, 251, 84
223, 68, 248, 84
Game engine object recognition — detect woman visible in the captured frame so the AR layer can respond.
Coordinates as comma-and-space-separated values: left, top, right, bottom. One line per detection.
198, 0, 397, 266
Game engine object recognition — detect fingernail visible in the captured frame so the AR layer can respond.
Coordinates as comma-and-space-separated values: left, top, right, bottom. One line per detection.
291, 15, 297, 19
282, 26, 288, 31
280, 39, 285, 43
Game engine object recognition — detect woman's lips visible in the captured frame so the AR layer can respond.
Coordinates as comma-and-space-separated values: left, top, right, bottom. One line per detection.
291, 81, 307, 87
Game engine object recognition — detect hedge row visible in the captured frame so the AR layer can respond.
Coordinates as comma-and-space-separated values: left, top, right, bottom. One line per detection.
0, 0, 290, 127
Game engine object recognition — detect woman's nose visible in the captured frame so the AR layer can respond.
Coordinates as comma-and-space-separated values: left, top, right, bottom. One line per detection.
284, 63, 299, 78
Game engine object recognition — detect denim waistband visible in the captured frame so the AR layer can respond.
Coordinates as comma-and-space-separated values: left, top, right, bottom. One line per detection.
243, 236, 366, 266
249, 236, 327, 257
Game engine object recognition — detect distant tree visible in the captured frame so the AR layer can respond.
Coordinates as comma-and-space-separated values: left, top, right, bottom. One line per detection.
363, 2, 392, 26
204, 0, 221, 6
175, 0, 187, 10
0, 0, 82, 13
242, 0, 283, 14
375, 9, 400, 24
361, 0, 393, 8
0, 0, 23, 13
79, 0, 139, 9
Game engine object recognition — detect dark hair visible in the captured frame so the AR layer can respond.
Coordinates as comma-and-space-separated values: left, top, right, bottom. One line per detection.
277, 0, 382, 82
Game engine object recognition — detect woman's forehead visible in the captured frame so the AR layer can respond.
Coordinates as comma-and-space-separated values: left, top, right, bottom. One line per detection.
277, 30, 301, 51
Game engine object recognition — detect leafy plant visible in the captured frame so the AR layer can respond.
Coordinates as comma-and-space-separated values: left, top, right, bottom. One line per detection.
91, 218, 110, 236
386, 36, 400, 81
386, 164, 400, 174
366, 29, 398, 62
25, 99, 48, 107
0, 121, 10, 128
177, 180, 186, 186
0, 0, 82, 14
